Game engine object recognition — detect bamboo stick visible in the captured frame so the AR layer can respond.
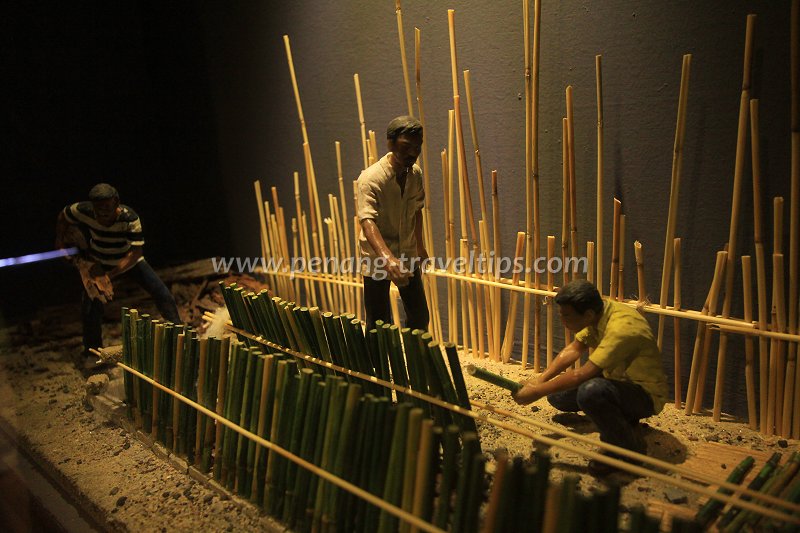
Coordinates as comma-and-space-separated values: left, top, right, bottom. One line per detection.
587, 241, 595, 285
414, 27, 432, 249
353, 74, 369, 170
523, 0, 535, 373
151, 322, 163, 441
460, 239, 476, 358
713, 14, 756, 423
501, 232, 527, 363
532, 0, 542, 374
634, 241, 646, 303
771, 199, 785, 435
674, 238, 683, 409
480, 452, 508, 533
596, 55, 604, 291
566, 86, 578, 265
173, 332, 184, 453
492, 170, 502, 361
562, 117, 570, 291
466, 365, 522, 392
694, 248, 728, 413
480, 220, 495, 360
547, 236, 556, 367
255, 180, 278, 293
742, 255, 758, 429
773, 254, 789, 436
685, 251, 727, 415
791, 0, 800, 444
617, 214, 626, 302
610, 199, 621, 301
657, 54, 692, 349
394, 0, 413, 115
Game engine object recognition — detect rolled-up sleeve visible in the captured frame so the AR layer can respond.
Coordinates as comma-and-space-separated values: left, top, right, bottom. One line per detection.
357, 177, 379, 222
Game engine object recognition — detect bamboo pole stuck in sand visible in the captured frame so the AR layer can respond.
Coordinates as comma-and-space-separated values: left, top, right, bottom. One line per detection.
773, 254, 788, 436
442, 148, 457, 345
596, 55, 604, 292
587, 241, 595, 285
492, 170, 502, 361
395, 0, 413, 116
461, 239, 478, 359
561, 117, 572, 348
617, 215, 626, 302
657, 54, 692, 350
546, 236, 556, 367
610, 199, 622, 300
566, 86, 579, 265
634, 241, 646, 304
501, 232, 527, 363
693, 248, 728, 413
684, 250, 727, 415
532, 0, 543, 371
742, 256, 758, 429
354, 74, 369, 170
791, 0, 800, 441
523, 0, 534, 371
771, 198, 785, 435
673, 238, 683, 409
480, 219, 495, 359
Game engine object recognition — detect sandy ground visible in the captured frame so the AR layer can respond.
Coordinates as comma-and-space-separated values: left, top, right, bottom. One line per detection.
0, 268, 797, 531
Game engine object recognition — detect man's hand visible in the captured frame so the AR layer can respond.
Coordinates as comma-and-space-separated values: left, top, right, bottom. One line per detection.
76, 259, 114, 303
512, 373, 544, 405
385, 256, 413, 287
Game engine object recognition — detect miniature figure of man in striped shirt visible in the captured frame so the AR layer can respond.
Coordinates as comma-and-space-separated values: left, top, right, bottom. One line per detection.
55, 183, 181, 369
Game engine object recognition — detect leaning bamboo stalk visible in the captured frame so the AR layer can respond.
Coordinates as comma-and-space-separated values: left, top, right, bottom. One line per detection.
561, 117, 570, 292
532, 0, 543, 374
713, 15, 756, 424
685, 251, 727, 415
634, 241, 646, 303
492, 170, 502, 361
694, 248, 728, 413
408, 419, 435, 533
369, 129, 379, 167
657, 54, 692, 349
255, 180, 278, 294
414, 27, 432, 251
547, 236, 556, 367
395, 0, 413, 115
596, 55, 604, 291
742, 255, 758, 429
566, 86, 578, 265
674, 238, 683, 408
480, 220, 495, 359
610, 199, 621, 301
353, 74, 369, 170
523, 0, 535, 372
501, 232, 527, 363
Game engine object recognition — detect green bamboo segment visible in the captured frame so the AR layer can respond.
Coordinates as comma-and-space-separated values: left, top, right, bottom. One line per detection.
322, 312, 349, 372
282, 367, 316, 516
308, 307, 335, 368
287, 375, 325, 528
312, 378, 349, 528
433, 424, 461, 529
343, 393, 376, 532
463, 454, 487, 533
243, 353, 265, 498
325, 383, 363, 529
193, 338, 209, 464
213, 337, 231, 480
201, 338, 222, 472
465, 364, 522, 392
222, 343, 248, 489
451, 431, 481, 533
601, 484, 620, 533
555, 474, 579, 533
267, 364, 299, 516
695, 455, 755, 527
717, 451, 781, 529
183, 331, 199, 462
172, 331, 185, 453
427, 341, 466, 431
121, 308, 134, 419
252, 353, 278, 503
150, 321, 163, 442
141, 314, 153, 434
493, 457, 523, 533
368, 328, 392, 394
399, 407, 424, 533
378, 402, 412, 533
365, 398, 394, 533
264, 359, 290, 511
410, 420, 437, 531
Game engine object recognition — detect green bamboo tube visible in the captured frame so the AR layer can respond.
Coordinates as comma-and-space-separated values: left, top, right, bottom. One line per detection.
627, 504, 646, 533
234, 348, 259, 494
218, 341, 239, 484
365, 398, 394, 533
427, 341, 471, 433
243, 353, 265, 499
368, 327, 392, 393
281, 367, 316, 515
295, 306, 320, 356
443, 342, 479, 436
556, 474, 580, 533
465, 364, 522, 392
519, 462, 541, 532
160, 324, 174, 446
182, 331, 199, 462
347, 316, 376, 375
399, 407, 424, 533
345, 394, 380, 532
128, 309, 142, 427
492, 457, 522, 533
462, 453, 487, 533
378, 402, 412, 533
451, 431, 481, 533
764, 475, 800, 531
311, 378, 348, 529
150, 321, 164, 441
274, 300, 300, 352
309, 307, 334, 367
193, 337, 208, 463
248, 292, 272, 339
287, 375, 325, 528
695, 456, 755, 527
324, 383, 363, 529
121, 308, 134, 419
601, 484, 621, 533
323, 313, 353, 378
528, 451, 552, 532
263, 359, 290, 511
172, 332, 185, 453
223, 343, 248, 489
401, 328, 427, 398
304, 374, 333, 527
433, 424, 459, 530
408, 420, 436, 533
286, 305, 314, 356
140, 314, 153, 434
252, 353, 277, 503
213, 337, 230, 479
718, 452, 781, 528
260, 293, 285, 344
201, 338, 221, 472
386, 324, 410, 392
270, 367, 300, 516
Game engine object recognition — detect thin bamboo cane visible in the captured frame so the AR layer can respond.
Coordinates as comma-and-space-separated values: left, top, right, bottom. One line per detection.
596, 55, 604, 292
634, 241, 646, 303
547, 236, 556, 367
685, 251, 727, 415
492, 170, 502, 361
278, 207, 297, 302
335, 142, 355, 313
531, 0, 542, 375
587, 241, 595, 285
392, 0, 414, 115
657, 54, 692, 349
790, 0, 800, 444
562, 117, 570, 292
674, 238, 683, 409
773, 254, 790, 436
617, 214, 626, 302
151, 322, 163, 441
694, 247, 728, 413
255, 180, 278, 293
480, 220, 494, 359
369, 129, 379, 165
610, 199, 621, 302
501, 232, 527, 362
742, 255, 758, 429
353, 74, 369, 170
443, 147, 458, 345
173, 332, 184, 453
300, 212, 317, 307
566, 86, 578, 266
414, 28, 432, 250
290, 219, 300, 302
459, 239, 474, 357
713, 16, 756, 424
772, 199, 785, 435
523, 0, 535, 373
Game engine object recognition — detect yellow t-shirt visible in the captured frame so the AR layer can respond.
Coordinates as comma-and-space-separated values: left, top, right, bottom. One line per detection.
576, 299, 669, 414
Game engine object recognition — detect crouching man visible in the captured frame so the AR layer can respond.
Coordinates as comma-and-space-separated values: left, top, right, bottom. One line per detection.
513, 279, 668, 476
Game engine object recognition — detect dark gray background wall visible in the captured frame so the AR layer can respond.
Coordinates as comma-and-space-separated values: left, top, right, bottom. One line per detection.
3, 1, 795, 417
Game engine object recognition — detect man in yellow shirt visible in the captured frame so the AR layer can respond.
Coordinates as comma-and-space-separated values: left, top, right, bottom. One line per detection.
513, 279, 668, 476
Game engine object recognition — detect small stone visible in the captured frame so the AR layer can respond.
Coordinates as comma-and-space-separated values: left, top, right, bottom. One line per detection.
721, 464, 727, 469
123, 440, 130, 450
778, 440, 789, 448
110, 487, 120, 496
48, 399, 57, 405
688, 435, 699, 441
116, 496, 127, 507
664, 488, 688, 504
705, 434, 720, 442
62, 385, 70, 393
172, 492, 180, 499
162, 491, 171, 498
76, 459, 83, 465
530, 405, 540, 413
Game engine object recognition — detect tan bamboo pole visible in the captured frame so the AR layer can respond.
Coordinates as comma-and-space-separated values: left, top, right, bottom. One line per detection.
278, 207, 298, 302
369, 129, 378, 166
254, 180, 277, 294
547, 236, 556, 367
587, 241, 595, 284
772, 199, 785, 435
264, 201, 283, 297
300, 212, 318, 307
294, 173, 314, 305
540, 484, 561, 533
772, 254, 787, 436
610, 199, 622, 301
353, 74, 369, 170
712, 14, 756, 422
480, 219, 495, 359
532, 0, 543, 371
561, 117, 572, 348
291, 218, 300, 300
596, 55, 604, 292
328, 195, 345, 312
657, 54, 692, 349
791, 0, 800, 440
492, 171, 502, 361
501, 232, 527, 362
354, 213, 363, 321
335, 142, 353, 268
442, 149, 457, 345
673, 238, 682, 408
751, 99, 771, 433
459, 241, 470, 355
414, 27, 432, 251
741, 256, 758, 429
684, 251, 727, 415
522, 0, 534, 371
617, 215, 626, 302
566, 86, 579, 266
394, 0, 414, 115
462, 239, 478, 358
634, 241, 646, 304
693, 247, 728, 413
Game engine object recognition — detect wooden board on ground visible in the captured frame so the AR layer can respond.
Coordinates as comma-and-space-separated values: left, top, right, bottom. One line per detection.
680, 441, 775, 486
647, 499, 697, 532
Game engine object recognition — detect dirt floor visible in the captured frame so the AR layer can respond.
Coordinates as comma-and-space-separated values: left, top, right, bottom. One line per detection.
0, 260, 797, 531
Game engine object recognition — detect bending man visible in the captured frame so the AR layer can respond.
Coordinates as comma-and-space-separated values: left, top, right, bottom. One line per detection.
513, 279, 668, 476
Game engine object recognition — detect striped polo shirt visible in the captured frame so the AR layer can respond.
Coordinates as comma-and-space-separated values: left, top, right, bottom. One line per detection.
63, 201, 145, 268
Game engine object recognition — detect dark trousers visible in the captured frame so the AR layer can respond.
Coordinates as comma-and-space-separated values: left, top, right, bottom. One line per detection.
363, 268, 429, 332
82, 259, 181, 350
547, 377, 654, 453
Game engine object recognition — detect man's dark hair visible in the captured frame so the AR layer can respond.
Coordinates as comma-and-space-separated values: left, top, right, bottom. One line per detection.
555, 279, 604, 315
88, 183, 119, 202
386, 115, 423, 141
